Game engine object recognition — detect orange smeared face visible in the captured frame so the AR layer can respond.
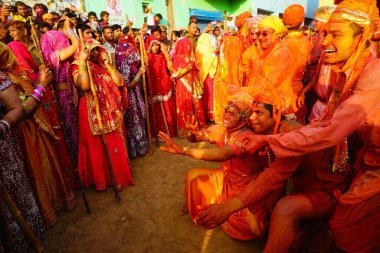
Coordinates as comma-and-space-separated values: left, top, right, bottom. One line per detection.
250, 103, 274, 134
322, 21, 362, 65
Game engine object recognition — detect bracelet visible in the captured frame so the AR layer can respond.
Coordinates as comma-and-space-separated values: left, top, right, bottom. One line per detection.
107, 66, 116, 74
79, 65, 88, 72
133, 74, 141, 83
31, 93, 41, 102
0, 119, 10, 131
183, 146, 189, 155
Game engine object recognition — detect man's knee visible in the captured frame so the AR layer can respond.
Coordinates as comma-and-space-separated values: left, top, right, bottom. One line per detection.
272, 196, 301, 221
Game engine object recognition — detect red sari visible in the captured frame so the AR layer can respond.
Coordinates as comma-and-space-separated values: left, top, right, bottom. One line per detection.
172, 37, 205, 137
147, 46, 176, 137
70, 44, 134, 191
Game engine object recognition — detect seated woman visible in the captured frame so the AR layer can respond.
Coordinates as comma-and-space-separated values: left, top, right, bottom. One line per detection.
69, 38, 134, 192
159, 92, 288, 240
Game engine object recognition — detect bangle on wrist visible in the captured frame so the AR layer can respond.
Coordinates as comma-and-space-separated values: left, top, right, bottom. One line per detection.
0, 119, 10, 131
133, 74, 141, 83
107, 66, 116, 74
79, 64, 88, 72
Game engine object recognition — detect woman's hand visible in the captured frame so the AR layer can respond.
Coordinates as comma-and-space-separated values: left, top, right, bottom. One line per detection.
38, 68, 53, 88
101, 52, 111, 66
183, 115, 199, 133
159, 131, 185, 154
297, 92, 305, 108
138, 65, 147, 76
78, 48, 89, 64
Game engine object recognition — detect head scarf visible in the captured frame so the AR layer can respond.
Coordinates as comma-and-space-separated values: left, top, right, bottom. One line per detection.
258, 15, 287, 36
148, 40, 161, 53
226, 92, 253, 121
314, 6, 336, 23
283, 4, 305, 27
236, 12, 252, 29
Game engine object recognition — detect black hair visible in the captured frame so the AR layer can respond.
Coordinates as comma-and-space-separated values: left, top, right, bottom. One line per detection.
77, 23, 91, 34
122, 26, 130, 34
252, 102, 274, 118
88, 11, 97, 18
171, 30, 180, 37
33, 3, 48, 12
151, 25, 161, 34
57, 19, 65, 30
100, 11, 109, 19
40, 21, 52, 30
155, 13, 163, 20
188, 21, 198, 27
103, 25, 112, 32
15, 1, 26, 8
111, 24, 121, 31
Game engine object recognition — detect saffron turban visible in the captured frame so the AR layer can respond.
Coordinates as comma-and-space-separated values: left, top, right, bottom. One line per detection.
258, 16, 287, 36
235, 11, 252, 28
283, 4, 305, 27
314, 6, 336, 23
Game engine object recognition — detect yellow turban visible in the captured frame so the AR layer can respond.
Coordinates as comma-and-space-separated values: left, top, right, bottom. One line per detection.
42, 13, 54, 21
314, 6, 336, 23
258, 16, 287, 36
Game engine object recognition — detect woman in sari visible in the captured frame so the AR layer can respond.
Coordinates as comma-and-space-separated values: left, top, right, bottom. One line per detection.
69, 38, 134, 192
147, 40, 176, 137
115, 35, 149, 158
171, 37, 205, 138
0, 70, 45, 253
40, 18, 79, 151
0, 42, 75, 229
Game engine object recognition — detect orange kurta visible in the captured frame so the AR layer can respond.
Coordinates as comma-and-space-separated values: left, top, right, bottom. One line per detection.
185, 124, 282, 240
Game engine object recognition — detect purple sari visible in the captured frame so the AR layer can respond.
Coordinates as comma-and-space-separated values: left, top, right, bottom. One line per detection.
0, 71, 45, 253
40, 30, 78, 150
115, 40, 148, 158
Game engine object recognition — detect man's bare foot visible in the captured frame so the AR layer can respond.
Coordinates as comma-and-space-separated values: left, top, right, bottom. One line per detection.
179, 204, 189, 216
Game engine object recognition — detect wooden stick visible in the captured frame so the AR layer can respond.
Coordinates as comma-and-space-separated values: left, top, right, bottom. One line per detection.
29, 17, 92, 214
138, 31, 159, 151
0, 181, 45, 253
78, 29, 121, 202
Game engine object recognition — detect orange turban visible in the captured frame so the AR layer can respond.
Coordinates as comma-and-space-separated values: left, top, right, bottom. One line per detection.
227, 92, 253, 120
283, 4, 305, 27
235, 11, 252, 28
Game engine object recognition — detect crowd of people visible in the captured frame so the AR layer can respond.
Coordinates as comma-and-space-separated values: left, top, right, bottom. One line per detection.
0, 0, 379, 252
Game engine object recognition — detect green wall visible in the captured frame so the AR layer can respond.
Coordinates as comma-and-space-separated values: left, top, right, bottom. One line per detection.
83, 0, 252, 29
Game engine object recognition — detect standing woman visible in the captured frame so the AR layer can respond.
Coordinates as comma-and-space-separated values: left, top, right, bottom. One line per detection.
0, 42, 76, 228
0, 70, 45, 252
115, 35, 149, 158
171, 36, 205, 138
147, 40, 176, 137
69, 38, 134, 192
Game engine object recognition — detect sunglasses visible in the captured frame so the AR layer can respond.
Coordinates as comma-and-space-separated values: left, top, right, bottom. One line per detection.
256, 31, 273, 38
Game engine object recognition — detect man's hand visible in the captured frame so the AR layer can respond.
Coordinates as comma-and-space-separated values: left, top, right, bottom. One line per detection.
296, 92, 305, 108
183, 115, 199, 133
195, 203, 231, 230
159, 131, 185, 154
242, 134, 269, 155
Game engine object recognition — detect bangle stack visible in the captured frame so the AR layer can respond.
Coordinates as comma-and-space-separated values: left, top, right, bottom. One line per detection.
31, 85, 46, 102
133, 74, 141, 83
79, 64, 88, 72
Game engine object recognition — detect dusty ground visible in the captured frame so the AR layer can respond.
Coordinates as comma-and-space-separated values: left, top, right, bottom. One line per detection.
43, 140, 265, 253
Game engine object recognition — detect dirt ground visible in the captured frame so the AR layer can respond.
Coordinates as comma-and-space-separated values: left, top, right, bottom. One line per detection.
42, 140, 266, 253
